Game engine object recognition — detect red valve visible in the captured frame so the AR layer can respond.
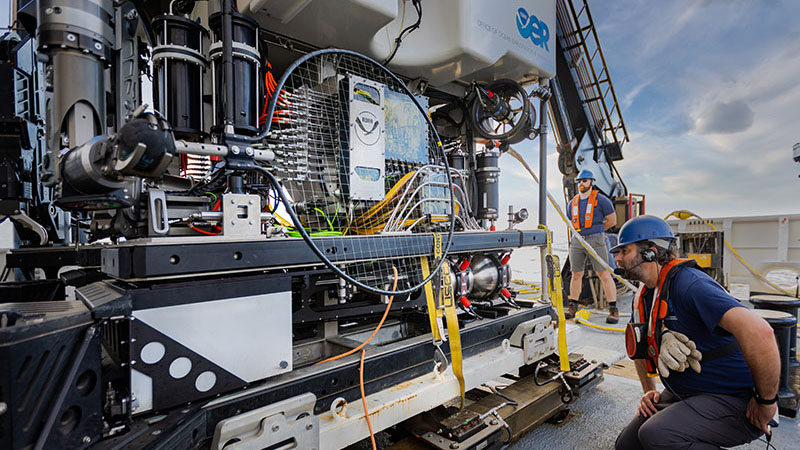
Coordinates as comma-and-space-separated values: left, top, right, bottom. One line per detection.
500, 288, 511, 299
459, 259, 471, 271
459, 296, 471, 307
500, 254, 511, 265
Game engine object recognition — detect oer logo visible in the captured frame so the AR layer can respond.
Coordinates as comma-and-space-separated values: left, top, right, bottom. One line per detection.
516, 7, 550, 51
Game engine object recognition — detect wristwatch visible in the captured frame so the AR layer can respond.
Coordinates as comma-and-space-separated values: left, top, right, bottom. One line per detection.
753, 389, 779, 405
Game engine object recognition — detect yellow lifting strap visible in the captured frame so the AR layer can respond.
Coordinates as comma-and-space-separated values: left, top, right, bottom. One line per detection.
423, 233, 465, 408
440, 257, 465, 409
420, 255, 444, 342
539, 225, 570, 373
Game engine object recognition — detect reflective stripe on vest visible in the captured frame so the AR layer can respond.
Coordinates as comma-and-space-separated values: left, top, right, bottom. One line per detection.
632, 258, 697, 376
570, 190, 599, 232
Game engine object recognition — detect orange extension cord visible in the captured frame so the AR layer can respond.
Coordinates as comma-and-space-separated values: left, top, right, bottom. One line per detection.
314, 267, 398, 450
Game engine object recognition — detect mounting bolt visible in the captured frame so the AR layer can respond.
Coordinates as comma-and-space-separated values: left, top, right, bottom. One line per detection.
450, 444, 459, 449
245, 147, 254, 156
306, 423, 313, 430
272, 424, 280, 432
279, 360, 289, 369
82, 436, 92, 444
231, 146, 240, 155
0, 402, 6, 415
490, 419, 498, 425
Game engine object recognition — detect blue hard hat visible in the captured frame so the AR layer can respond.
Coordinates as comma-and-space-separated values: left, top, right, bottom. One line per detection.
576, 169, 595, 181
610, 215, 675, 253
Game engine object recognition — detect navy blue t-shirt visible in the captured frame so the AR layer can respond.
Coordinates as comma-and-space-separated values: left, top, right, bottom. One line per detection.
567, 191, 614, 236
634, 267, 754, 396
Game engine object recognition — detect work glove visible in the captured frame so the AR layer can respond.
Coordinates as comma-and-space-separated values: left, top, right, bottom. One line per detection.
658, 330, 702, 377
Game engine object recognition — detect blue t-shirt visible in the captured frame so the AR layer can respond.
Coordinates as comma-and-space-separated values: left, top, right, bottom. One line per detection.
634, 267, 754, 396
567, 191, 614, 236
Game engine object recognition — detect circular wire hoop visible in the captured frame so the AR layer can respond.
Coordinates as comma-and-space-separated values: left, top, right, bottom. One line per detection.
256, 49, 455, 295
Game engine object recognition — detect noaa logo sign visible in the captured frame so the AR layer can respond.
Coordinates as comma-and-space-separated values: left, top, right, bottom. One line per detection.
516, 7, 550, 51
354, 111, 381, 146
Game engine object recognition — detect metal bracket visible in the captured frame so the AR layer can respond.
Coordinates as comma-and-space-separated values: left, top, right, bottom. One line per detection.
9, 211, 49, 245
210, 393, 319, 450
421, 408, 511, 450
147, 189, 169, 235
509, 315, 556, 365
222, 193, 262, 237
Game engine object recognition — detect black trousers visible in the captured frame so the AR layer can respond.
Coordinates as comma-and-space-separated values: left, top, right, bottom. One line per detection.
615, 390, 763, 450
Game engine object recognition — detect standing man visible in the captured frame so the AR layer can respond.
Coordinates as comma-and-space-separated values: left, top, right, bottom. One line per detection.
566, 169, 618, 323
612, 215, 780, 450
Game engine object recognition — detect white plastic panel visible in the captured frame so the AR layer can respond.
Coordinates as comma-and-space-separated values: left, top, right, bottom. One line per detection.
239, 0, 555, 86
371, 0, 556, 85
240, 0, 397, 54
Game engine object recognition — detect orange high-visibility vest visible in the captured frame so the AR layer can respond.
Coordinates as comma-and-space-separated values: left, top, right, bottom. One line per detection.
632, 258, 698, 376
570, 190, 599, 231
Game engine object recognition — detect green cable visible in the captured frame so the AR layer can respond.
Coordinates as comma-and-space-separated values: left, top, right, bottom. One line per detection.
313, 207, 334, 231
287, 230, 342, 237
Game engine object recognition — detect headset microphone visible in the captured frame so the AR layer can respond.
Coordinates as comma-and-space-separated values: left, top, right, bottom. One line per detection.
614, 255, 650, 279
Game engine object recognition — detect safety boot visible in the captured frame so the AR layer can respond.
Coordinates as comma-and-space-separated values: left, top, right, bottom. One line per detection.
564, 300, 579, 319
606, 304, 620, 324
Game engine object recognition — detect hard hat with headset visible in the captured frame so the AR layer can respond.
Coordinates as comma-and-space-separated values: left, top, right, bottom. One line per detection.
610, 215, 675, 258
576, 169, 595, 181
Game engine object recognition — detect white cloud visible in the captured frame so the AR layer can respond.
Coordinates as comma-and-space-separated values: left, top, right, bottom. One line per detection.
693, 100, 754, 134
589, 1, 800, 219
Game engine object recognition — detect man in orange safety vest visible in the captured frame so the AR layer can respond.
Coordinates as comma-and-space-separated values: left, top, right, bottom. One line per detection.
565, 169, 619, 323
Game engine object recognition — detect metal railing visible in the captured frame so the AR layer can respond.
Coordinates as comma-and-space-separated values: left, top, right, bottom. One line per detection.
556, 0, 629, 150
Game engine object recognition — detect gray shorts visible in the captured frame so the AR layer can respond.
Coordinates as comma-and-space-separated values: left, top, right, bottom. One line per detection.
569, 233, 610, 273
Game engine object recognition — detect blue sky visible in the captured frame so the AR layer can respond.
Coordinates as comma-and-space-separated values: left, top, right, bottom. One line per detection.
501, 0, 800, 241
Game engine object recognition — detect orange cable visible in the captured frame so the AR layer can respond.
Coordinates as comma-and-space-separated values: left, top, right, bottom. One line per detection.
359, 349, 376, 450
313, 266, 398, 366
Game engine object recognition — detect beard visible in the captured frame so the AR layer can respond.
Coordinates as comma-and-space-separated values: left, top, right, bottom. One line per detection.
616, 254, 646, 280
578, 184, 591, 193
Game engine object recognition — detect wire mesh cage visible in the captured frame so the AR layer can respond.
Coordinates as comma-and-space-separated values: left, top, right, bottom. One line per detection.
256, 49, 456, 294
